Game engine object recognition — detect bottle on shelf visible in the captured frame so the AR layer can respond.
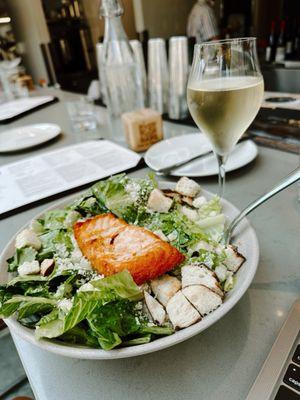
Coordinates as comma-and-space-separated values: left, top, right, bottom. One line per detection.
275, 20, 286, 63
294, 19, 300, 59
285, 19, 293, 59
265, 20, 276, 63
99, 0, 144, 139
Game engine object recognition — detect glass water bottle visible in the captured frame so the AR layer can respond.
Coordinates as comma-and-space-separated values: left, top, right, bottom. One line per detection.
100, 0, 144, 139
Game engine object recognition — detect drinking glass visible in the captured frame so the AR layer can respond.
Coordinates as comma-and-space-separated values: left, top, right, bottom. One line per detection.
187, 38, 264, 197
148, 38, 169, 114
66, 97, 100, 134
168, 36, 189, 120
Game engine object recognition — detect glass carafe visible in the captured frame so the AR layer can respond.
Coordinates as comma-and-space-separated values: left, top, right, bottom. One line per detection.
100, 0, 144, 139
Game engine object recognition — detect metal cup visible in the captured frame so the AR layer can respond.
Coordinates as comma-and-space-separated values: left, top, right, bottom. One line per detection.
130, 40, 147, 105
95, 43, 106, 104
168, 36, 189, 119
147, 38, 169, 114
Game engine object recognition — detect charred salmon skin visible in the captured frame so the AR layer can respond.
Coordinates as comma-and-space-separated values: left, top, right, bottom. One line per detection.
73, 213, 185, 284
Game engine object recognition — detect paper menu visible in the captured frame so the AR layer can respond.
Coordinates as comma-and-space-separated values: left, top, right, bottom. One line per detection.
0, 140, 141, 215
0, 96, 55, 121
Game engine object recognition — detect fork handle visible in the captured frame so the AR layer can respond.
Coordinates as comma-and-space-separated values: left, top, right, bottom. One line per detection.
224, 166, 300, 245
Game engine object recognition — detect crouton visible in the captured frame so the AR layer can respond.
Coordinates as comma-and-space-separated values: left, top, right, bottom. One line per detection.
15, 229, 41, 250
147, 189, 173, 213
18, 260, 40, 276
175, 177, 201, 198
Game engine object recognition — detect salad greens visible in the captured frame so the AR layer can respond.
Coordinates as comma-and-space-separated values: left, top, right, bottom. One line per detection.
0, 173, 237, 350
7, 247, 37, 272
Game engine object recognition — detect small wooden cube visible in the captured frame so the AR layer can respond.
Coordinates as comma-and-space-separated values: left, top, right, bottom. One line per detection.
122, 108, 164, 152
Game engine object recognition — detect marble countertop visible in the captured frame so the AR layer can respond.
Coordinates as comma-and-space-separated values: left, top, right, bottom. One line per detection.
0, 88, 299, 400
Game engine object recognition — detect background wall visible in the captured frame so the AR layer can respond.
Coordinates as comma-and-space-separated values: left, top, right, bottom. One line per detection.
82, 0, 137, 49
252, 0, 282, 39
6, 0, 50, 83
83, 0, 196, 45
137, 0, 195, 38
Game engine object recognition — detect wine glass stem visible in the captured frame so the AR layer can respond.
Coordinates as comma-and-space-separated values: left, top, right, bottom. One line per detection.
216, 153, 227, 198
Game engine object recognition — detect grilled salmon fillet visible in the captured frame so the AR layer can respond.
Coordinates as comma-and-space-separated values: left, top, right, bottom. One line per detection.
73, 213, 185, 284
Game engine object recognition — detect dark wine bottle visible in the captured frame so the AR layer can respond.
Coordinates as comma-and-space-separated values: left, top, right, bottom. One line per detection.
265, 20, 276, 63
294, 19, 300, 58
285, 18, 293, 59
275, 20, 286, 63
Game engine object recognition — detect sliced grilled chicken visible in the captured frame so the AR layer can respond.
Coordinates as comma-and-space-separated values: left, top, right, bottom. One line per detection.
166, 290, 201, 329
191, 240, 213, 253
214, 264, 228, 282
182, 285, 222, 316
182, 196, 194, 206
162, 190, 193, 207
150, 275, 181, 307
144, 291, 166, 325
181, 264, 223, 297
224, 245, 246, 273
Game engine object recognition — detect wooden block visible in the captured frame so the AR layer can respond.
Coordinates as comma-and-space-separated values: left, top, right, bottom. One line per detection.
122, 108, 164, 152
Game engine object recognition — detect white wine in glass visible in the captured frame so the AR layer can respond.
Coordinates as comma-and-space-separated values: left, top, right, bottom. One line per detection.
187, 38, 264, 197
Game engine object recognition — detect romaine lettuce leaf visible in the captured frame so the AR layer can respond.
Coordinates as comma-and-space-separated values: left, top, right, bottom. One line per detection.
122, 334, 151, 346
0, 295, 56, 318
63, 292, 102, 332
41, 210, 69, 231
87, 300, 142, 350
71, 194, 107, 216
92, 174, 134, 219
58, 325, 99, 347
63, 271, 142, 332
90, 270, 143, 302
90, 174, 156, 222
140, 325, 174, 335
7, 247, 37, 272
37, 308, 59, 326
36, 271, 143, 341
40, 229, 73, 258
145, 209, 209, 254
197, 196, 222, 219
7, 275, 47, 287
36, 318, 65, 339
0, 300, 20, 318
18, 300, 54, 319
87, 320, 122, 350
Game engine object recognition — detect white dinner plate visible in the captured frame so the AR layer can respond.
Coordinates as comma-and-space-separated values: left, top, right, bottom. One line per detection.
0, 123, 61, 152
145, 133, 258, 177
0, 181, 259, 360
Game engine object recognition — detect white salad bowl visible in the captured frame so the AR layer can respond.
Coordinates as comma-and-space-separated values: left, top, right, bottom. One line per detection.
0, 183, 259, 359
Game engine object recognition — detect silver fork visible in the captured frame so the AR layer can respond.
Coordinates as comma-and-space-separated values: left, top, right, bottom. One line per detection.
222, 166, 300, 245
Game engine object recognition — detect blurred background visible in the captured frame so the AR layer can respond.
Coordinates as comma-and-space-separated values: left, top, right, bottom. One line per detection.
0, 0, 299, 94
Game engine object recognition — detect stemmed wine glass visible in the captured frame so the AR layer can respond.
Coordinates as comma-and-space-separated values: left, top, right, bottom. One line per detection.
187, 38, 264, 197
